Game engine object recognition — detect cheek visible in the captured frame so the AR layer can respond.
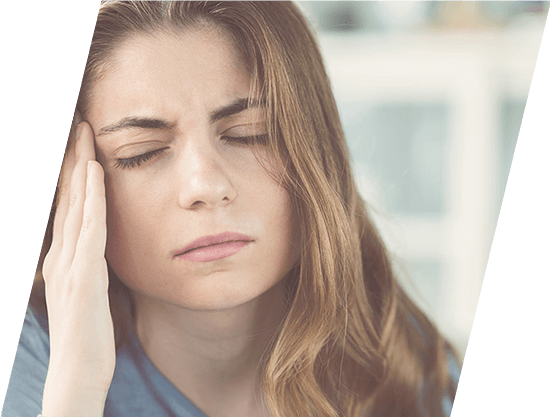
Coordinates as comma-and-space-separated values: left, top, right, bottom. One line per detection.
99, 152, 300, 310
103, 174, 168, 263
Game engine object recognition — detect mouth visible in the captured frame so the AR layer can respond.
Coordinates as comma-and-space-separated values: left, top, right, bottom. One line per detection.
176, 241, 252, 262
180, 240, 250, 256
174, 232, 253, 262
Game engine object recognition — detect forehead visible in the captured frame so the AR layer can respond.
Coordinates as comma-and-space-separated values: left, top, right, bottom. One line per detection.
87, 26, 251, 125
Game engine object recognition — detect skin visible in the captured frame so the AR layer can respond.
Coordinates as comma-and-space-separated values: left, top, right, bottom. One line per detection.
42, 26, 300, 417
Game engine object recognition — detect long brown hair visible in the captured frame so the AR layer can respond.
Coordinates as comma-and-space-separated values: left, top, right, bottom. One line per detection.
30, 2, 458, 416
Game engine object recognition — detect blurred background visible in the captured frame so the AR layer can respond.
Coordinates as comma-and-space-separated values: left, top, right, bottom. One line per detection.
296, 1, 548, 360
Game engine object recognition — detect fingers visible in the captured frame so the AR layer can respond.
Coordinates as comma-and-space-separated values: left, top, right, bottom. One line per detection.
74, 161, 107, 279
47, 112, 99, 270
56, 110, 83, 207
51, 112, 82, 253
60, 121, 98, 262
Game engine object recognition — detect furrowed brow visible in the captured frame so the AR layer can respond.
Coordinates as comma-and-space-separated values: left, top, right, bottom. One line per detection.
97, 116, 175, 137
97, 98, 263, 136
209, 98, 263, 124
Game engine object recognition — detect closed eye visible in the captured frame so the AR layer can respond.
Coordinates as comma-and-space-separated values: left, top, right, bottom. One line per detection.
114, 147, 169, 170
221, 134, 269, 146
113, 135, 267, 170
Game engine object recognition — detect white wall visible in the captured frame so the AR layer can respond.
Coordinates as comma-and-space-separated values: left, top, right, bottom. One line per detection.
299, 2, 547, 358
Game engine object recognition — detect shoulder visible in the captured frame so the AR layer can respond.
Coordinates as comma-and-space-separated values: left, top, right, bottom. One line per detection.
446, 349, 461, 388
13, 305, 50, 365
1, 306, 50, 417
441, 348, 461, 417
408, 314, 460, 416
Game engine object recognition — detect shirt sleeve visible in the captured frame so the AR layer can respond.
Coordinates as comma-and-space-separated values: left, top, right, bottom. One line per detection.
1, 307, 50, 417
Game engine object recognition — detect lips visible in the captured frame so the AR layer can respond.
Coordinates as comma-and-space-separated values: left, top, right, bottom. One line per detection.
178, 232, 253, 254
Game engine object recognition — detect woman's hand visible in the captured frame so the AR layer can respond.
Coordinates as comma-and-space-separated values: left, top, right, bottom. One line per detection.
41, 111, 115, 417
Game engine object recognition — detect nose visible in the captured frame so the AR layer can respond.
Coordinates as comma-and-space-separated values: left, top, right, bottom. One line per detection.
177, 140, 237, 210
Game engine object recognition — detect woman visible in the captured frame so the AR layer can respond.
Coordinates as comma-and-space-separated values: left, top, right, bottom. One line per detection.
3, 2, 459, 417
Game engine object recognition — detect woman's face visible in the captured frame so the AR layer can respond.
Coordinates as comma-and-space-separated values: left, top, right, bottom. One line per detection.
85, 27, 300, 311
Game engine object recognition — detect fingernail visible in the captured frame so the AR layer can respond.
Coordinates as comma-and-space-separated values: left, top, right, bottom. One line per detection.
87, 160, 94, 175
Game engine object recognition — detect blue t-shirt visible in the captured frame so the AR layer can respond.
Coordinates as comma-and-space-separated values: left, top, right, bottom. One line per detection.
2, 307, 459, 416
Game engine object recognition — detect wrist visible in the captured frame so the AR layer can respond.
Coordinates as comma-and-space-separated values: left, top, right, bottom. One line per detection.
42, 372, 110, 417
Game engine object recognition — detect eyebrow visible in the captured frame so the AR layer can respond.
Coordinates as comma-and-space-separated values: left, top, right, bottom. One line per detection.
96, 97, 263, 137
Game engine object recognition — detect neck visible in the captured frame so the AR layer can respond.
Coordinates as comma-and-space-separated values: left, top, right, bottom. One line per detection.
131, 280, 288, 416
